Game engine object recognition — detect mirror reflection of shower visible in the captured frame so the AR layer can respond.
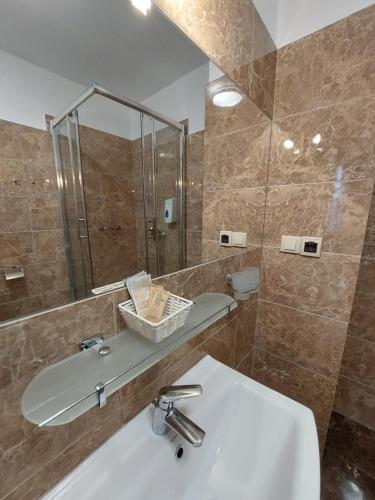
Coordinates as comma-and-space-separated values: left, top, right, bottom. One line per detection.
51, 84, 185, 300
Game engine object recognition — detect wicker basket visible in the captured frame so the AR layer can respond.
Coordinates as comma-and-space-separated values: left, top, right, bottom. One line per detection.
118, 293, 193, 343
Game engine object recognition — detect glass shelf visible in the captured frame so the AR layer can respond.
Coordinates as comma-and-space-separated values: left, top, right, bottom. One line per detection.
21, 293, 237, 427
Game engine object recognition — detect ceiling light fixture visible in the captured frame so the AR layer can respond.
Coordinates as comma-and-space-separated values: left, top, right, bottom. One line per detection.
283, 139, 294, 150
213, 90, 242, 107
130, 0, 151, 15
312, 133, 321, 145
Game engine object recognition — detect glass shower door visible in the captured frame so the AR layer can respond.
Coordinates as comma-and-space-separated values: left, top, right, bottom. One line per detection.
52, 112, 93, 299
141, 114, 184, 277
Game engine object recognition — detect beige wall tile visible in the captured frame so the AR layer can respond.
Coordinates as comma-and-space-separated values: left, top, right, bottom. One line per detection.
348, 292, 375, 343
0, 196, 30, 232
263, 181, 373, 255
204, 123, 270, 191
341, 335, 375, 388
269, 98, 375, 185
256, 301, 347, 378
236, 301, 257, 365
274, 5, 375, 118
261, 247, 360, 322
334, 376, 375, 432
202, 188, 266, 244
253, 348, 336, 429
0, 159, 26, 196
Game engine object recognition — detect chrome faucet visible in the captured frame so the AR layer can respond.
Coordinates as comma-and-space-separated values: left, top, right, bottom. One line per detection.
152, 385, 206, 447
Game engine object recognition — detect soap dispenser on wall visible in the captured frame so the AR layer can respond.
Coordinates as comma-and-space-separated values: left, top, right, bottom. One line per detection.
164, 198, 177, 224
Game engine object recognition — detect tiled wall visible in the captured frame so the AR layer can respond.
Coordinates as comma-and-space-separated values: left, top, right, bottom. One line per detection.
334, 180, 375, 432
202, 75, 271, 261
248, 5, 375, 446
153, 0, 276, 117
0, 119, 69, 322
0, 248, 260, 500
185, 129, 204, 267
80, 125, 140, 287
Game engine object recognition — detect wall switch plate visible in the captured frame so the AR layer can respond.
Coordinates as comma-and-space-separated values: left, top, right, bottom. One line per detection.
220, 231, 232, 246
300, 236, 322, 257
280, 235, 301, 254
232, 232, 247, 247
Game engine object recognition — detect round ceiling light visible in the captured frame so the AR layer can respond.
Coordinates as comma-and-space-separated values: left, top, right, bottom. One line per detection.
213, 90, 242, 107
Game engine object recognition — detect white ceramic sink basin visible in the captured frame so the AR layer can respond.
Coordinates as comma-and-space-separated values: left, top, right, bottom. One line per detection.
43, 355, 320, 500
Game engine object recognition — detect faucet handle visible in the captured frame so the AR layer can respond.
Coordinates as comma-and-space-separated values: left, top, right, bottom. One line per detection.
156, 384, 202, 406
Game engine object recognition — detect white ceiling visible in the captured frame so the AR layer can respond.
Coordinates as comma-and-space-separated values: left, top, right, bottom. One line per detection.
254, 0, 375, 48
0, 0, 208, 101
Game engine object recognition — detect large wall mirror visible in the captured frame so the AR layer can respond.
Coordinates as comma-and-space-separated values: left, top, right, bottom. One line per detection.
0, 0, 271, 323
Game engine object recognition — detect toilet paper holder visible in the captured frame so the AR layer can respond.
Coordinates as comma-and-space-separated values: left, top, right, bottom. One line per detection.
227, 267, 259, 300
2, 266, 25, 280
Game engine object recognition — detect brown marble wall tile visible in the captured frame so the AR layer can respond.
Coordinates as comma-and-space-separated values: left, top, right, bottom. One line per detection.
274, 5, 375, 118
201, 239, 256, 263
263, 181, 373, 255
205, 76, 270, 141
30, 197, 62, 230
202, 188, 266, 244
349, 292, 375, 343
0, 196, 30, 232
0, 233, 34, 267
356, 244, 375, 295
0, 120, 23, 160
32, 229, 65, 263
261, 247, 360, 322
0, 265, 40, 306
256, 301, 347, 378
269, 98, 375, 185
153, 1, 276, 116
235, 299, 257, 361
204, 123, 271, 191
236, 348, 254, 378
251, 9, 277, 118
325, 411, 375, 481
0, 296, 43, 323
340, 335, 375, 388
334, 376, 375, 432
0, 159, 26, 196
253, 348, 336, 429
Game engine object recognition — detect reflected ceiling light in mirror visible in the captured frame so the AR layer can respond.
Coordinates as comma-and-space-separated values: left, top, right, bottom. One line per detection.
130, 0, 151, 15
283, 139, 294, 149
312, 133, 321, 144
213, 90, 242, 107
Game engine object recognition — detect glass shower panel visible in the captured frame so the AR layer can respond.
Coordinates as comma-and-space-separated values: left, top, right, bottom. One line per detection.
53, 113, 93, 300
142, 114, 159, 277
154, 122, 183, 276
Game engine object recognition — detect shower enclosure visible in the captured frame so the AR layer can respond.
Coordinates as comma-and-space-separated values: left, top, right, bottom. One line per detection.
51, 84, 185, 300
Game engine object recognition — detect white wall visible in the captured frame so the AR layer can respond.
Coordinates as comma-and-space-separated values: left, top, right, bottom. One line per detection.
253, 0, 375, 48
252, 0, 279, 46
0, 49, 211, 139
141, 62, 209, 135
0, 49, 136, 138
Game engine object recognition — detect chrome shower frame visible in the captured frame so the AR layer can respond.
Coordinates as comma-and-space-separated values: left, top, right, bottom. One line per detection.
51, 83, 185, 295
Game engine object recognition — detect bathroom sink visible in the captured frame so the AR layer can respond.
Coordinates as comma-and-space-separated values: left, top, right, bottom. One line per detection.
43, 356, 320, 500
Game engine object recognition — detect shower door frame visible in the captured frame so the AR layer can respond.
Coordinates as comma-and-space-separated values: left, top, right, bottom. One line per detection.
51, 83, 185, 293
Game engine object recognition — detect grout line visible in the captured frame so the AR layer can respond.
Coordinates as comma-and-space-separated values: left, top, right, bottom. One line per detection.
273, 91, 375, 122
345, 333, 375, 347
338, 374, 375, 391
204, 120, 271, 142
253, 346, 339, 383
267, 177, 375, 189
258, 299, 349, 325
204, 186, 268, 193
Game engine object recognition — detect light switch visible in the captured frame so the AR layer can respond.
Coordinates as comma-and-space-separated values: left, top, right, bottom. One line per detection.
232, 232, 247, 247
280, 235, 301, 254
300, 236, 322, 257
